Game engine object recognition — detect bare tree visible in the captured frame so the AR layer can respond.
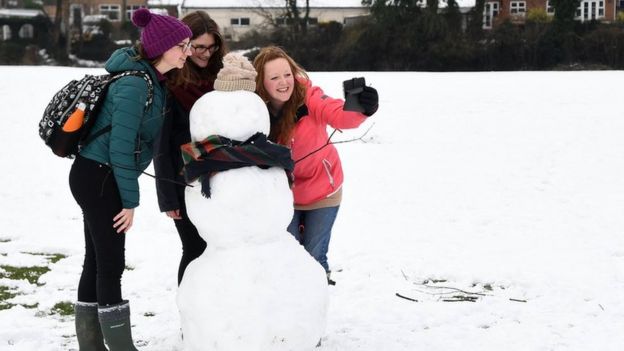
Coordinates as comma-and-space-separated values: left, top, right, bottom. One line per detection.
284, 0, 310, 35
248, 0, 312, 43
52, 0, 69, 63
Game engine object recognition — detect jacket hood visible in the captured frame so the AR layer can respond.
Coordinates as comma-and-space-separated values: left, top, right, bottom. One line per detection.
105, 47, 157, 81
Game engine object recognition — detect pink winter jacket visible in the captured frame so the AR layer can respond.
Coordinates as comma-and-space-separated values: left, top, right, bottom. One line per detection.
289, 79, 367, 206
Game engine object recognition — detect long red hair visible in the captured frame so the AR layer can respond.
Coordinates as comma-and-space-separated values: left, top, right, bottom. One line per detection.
252, 46, 308, 145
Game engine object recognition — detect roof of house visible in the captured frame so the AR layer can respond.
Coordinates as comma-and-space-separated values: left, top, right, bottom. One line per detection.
180, 0, 477, 9
0, 9, 46, 18
147, 0, 183, 6
181, 0, 367, 8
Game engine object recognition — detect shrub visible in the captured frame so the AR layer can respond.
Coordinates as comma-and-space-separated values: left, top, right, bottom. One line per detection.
527, 8, 552, 24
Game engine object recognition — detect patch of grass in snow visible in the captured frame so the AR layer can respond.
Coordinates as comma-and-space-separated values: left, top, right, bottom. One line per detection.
0, 285, 17, 310
0, 265, 50, 285
0, 238, 10, 243
23, 252, 67, 264
0, 252, 68, 311
51, 301, 74, 316
144, 312, 155, 317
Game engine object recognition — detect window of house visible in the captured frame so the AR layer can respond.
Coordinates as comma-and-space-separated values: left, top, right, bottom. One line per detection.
483, 2, 499, 29
230, 17, 250, 26
100, 4, 121, 21
577, 0, 605, 21
18, 24, 34, 39
276, 17, 317, 26
546, 1, 555, 14
598, 1, 604, 16
126, 5, 144, 21
510, 1, 526, 14
276, 17, 291, 25
1, 25, 11, 41
70, 4, 83, 26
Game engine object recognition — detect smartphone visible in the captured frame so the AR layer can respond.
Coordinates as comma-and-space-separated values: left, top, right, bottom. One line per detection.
343, 77, 366, 96
343, 77, 366, 113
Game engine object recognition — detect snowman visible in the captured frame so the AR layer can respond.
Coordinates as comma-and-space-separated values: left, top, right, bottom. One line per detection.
177, 53, 329, 351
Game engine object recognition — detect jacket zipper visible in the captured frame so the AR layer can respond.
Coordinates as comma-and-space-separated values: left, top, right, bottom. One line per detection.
322, 159, 334, 188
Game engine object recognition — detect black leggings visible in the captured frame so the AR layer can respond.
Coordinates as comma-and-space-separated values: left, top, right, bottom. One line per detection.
173, 199, 206, 285
69, 155, 126, 306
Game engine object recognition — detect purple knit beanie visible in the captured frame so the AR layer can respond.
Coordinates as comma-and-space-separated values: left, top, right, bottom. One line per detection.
132, 8, 192, 59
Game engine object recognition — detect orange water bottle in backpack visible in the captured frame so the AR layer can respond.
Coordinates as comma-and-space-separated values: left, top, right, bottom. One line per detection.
62, 102, 86, 132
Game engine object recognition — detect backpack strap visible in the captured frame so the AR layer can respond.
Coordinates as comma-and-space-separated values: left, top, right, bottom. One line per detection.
111, 70, 154, 109
82, 125, 111, 146
81, 70, 154, 148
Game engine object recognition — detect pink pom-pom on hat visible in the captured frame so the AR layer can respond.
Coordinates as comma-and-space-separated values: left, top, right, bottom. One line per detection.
132, 8, 192, 59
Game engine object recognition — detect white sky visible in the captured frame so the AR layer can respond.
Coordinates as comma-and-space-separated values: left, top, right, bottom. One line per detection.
0, 67, 623, 350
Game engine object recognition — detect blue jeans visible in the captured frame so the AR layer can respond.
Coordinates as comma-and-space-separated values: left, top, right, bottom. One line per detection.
287, 206, 340, 273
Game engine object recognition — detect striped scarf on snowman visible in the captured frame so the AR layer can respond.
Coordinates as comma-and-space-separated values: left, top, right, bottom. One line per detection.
181, 132, 294, 198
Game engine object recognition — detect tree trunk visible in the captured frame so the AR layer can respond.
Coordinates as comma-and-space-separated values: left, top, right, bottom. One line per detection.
122, 0, 127, 23
52, 0, 69, 63
302, 0, 309, 35
62, 0, 70, 60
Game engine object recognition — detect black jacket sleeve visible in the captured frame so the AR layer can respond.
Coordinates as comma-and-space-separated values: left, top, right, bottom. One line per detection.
153, 98, 191, 212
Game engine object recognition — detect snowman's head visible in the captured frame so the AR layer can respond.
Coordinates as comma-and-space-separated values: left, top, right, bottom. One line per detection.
189, 53, 269, 142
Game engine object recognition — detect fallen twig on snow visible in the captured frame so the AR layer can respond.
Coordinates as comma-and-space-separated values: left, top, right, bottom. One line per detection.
395, 293, 418, 302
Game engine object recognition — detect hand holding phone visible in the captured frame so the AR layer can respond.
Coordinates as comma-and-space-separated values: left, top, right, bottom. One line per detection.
343, 77, 366, 113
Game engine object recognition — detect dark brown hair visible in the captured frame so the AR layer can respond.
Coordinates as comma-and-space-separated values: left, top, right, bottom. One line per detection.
169, 11, 226, 88
252, 46, 308, 145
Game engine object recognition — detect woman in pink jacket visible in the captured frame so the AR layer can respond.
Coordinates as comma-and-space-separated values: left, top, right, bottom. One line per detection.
253, 46, 379, 284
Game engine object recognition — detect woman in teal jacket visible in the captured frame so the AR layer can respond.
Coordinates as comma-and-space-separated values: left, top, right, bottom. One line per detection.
69, 8, 191, 351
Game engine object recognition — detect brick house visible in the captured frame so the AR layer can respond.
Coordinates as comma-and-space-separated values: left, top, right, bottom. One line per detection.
483, 0, 620, 28
0, 8, 50, 44
42, 0, 150, 26
0, 0, 26, 7
180, 0, 369, 42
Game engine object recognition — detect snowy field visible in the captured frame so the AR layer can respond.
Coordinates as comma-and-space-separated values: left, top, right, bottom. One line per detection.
0, 66, 623, 350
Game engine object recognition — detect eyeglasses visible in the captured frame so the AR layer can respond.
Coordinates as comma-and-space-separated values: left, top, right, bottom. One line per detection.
190, 43, 219, 55
175, 42, 193, 53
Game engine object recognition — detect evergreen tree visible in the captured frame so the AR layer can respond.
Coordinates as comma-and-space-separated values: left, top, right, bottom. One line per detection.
443, 0, 463, 33
550, 0, 582, 64
468, 0, 486, 39
550, 0, 581, 27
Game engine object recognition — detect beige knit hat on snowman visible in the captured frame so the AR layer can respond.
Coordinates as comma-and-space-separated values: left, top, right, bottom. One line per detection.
214, 53, 257, 92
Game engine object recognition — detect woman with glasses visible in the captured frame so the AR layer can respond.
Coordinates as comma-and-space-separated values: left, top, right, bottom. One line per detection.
154, 10, 227, 285
70, 8, 191, 350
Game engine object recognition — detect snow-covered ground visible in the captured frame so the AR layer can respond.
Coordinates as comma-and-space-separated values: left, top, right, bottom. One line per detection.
0, 66, 623, 350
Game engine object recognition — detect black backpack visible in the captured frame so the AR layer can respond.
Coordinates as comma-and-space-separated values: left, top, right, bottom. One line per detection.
38, 70, 154, 158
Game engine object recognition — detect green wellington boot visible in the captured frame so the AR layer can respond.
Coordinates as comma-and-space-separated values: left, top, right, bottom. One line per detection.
98, 301, 139, 351
75, 301, 108, 351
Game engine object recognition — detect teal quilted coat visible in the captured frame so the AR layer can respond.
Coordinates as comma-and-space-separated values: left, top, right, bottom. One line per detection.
80, 47, 167, 209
